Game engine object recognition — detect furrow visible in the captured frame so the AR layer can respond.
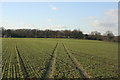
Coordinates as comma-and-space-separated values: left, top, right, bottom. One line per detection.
15, 46, 28, 79
44, 43, 58, 79
62, 43, 91, 79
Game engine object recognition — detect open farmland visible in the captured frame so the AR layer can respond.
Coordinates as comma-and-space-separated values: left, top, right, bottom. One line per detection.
2, 38, 118, 79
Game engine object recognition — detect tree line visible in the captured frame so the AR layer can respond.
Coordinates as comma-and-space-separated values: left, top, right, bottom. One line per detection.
0, 27, 119, 42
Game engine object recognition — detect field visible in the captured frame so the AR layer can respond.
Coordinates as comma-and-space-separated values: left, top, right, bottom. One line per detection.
1, 38, 118, 79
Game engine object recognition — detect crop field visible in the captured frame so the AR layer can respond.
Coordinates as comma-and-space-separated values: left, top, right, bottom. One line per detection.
1, 38, 118, 79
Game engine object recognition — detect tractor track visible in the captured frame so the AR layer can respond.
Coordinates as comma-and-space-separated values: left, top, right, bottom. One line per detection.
69, 49, 117, 66
15, 46, 29, 79
62, 43, 91, 79
43, 43, 58, 79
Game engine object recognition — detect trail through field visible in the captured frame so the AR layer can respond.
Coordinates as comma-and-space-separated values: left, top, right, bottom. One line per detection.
69, 49, 118, 66
62, 43, 91, 79
43, 42, 91, 79
2, 53, 11, 78
2, 38, 118, 79
44, 43, 58, 78
16, 46, 28, 78
44, 43, 91, 79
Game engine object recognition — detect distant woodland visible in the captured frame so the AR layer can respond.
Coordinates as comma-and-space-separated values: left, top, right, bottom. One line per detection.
0, 27, 119, 42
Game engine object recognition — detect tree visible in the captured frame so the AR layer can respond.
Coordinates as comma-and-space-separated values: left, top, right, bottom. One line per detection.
2, 27, 118, 42
90, 31, 102, 40
104, 31, 114, 41
71, 29, 83, 39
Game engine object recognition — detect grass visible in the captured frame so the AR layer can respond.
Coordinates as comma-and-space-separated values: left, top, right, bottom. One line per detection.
2, 38, 118, 79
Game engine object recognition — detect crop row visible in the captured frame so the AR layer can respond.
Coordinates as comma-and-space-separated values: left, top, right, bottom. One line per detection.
2, 39, 24, 79
67, 48, 118, 78
53, 43, 83, 78
2, 38, 118, 79
2, 39, 56, 79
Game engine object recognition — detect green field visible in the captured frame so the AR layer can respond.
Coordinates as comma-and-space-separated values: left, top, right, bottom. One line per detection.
2, 38, 118, 79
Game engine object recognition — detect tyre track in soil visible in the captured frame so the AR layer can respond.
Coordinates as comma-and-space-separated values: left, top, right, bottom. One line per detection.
62, 43, 92, 79
43, 43, 58, 79
69, 49, 117, 65
2, 53, 11, 79
15, 46, 29, 79
70, 51, 117, 66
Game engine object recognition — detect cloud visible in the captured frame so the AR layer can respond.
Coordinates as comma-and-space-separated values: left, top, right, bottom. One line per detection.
105, 9, 118, 17
91, 20, 100, 27
51, 7, 59, 10
49, 5, 59, 11
84, 9, 118, 35
84, 16, 96, 20
48, 18, 53, 22
4, 20, 9, 23
91, 9, 118, 28
44, 25, 66, 30
23, 24, 36, 29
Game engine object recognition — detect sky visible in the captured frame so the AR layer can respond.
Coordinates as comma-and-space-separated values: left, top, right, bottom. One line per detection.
0, 2, 118, 35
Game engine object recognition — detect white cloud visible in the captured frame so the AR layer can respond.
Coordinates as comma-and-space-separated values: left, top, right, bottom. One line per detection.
85, 16, 96, 20
85, 9, 118, 35
49, 5, 59, 11
1, 19, 37, 29
44, 25, 66, 30
105, 9, 118, 17
51, 7, 59, 10
3, 20, 9, 23
91, 9, 118, 28
1, 23, 36, 29
48, 18, 53, 22
91, 20, 100, 27
22, 24, 36, 29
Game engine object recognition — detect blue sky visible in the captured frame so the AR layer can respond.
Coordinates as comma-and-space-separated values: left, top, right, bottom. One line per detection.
0, 2, 118, 35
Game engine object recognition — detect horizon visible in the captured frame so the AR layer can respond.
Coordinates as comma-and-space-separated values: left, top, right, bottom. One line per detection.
1, 27, 119, 36
0, 2, 118, 35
